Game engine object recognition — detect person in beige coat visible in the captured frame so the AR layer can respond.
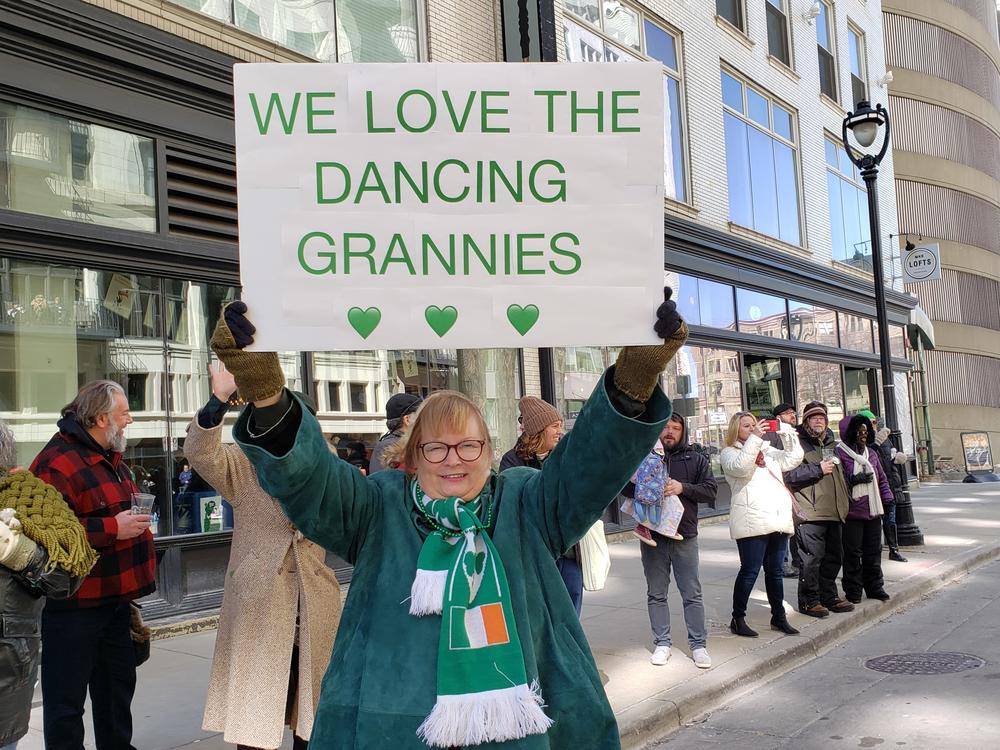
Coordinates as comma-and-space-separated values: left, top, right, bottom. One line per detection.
187, 363, 341, 750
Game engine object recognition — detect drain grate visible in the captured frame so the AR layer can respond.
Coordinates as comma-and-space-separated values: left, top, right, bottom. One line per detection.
864, 652, 985, 675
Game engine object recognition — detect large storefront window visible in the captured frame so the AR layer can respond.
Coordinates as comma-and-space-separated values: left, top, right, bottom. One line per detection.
2, 256, 522, 538
662, 345, 742, 478
795, 359, 845, 424
0, 257, 236, 537
0, 102, 156, 232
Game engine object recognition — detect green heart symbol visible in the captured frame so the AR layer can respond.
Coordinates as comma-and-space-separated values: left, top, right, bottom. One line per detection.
347, 307, 381, 339
425, 305, 458, 337
464, 551, 486, 576
506, 304, 539, 336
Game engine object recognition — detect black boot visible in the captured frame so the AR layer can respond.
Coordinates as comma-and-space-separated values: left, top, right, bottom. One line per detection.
771, 615, 800, 635
887, 524, 907, 562
730, 617, 759, 637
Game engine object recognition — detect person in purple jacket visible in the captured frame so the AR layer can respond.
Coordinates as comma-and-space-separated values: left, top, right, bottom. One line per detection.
835, 415, 893, 603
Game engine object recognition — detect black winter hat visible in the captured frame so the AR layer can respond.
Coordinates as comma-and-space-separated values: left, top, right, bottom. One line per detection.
386, 392, 422, 421
773, 403, 796, 418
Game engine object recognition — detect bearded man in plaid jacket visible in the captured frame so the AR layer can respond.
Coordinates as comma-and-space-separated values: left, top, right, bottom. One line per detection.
30, 380, 155, 750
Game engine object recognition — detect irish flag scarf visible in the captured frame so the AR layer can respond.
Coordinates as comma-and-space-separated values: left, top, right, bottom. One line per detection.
409, 481, 552, 747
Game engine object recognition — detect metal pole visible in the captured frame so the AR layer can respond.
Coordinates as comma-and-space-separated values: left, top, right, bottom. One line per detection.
860, 165, 923, 545
916, 336, 935, 475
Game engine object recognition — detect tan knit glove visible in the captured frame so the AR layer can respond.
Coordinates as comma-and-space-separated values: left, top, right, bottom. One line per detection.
614, 288, 689, 403
0, 509, 38, 572
210, 302, 286, 402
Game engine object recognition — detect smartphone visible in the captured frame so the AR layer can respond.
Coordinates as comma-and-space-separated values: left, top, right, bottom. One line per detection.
765, 419, 780, 433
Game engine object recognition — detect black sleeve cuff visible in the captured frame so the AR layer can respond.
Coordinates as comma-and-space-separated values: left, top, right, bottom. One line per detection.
197, 395, 230, 429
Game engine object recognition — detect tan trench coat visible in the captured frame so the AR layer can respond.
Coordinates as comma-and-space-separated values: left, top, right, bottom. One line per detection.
186, 418, 341, 748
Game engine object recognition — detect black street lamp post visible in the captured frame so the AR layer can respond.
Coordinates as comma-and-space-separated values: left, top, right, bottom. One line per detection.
842, 101, 924, 546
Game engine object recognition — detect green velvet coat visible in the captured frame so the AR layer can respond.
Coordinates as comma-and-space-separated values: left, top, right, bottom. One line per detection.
234, 372, 670, 749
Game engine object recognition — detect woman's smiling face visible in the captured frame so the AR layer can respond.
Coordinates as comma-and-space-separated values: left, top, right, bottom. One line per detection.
415, 420, 492, 501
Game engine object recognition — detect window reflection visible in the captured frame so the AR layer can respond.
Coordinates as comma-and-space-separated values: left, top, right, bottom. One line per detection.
698, 278, 736, 331
721, 73, 801, 245
0, 102, 156, 232
838, 312, 874, 353
336, 0, 418, 62
826, 138, 871, 270
795, 358, 845, 424
788, 301, 839, 347
663, 344, 742, 478
736, 288, 787, 338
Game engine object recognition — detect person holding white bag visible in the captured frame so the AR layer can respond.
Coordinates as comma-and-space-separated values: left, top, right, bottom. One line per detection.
633, 414, 718, 668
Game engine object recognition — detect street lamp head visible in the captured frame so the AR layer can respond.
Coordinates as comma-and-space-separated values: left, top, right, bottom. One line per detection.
842, 100, 891, 170
845, 101, 886, 146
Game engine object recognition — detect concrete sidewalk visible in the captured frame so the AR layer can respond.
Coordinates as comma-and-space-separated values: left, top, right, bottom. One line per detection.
17, 483, 1000, 750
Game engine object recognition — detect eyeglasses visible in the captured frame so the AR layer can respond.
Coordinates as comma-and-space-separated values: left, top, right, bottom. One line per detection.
418, 440, 486, 463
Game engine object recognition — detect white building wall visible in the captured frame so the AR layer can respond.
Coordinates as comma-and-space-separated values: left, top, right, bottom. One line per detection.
554, 0, 901, 287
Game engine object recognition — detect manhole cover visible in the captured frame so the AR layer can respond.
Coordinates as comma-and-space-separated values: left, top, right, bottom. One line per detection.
864, 652, 985, 675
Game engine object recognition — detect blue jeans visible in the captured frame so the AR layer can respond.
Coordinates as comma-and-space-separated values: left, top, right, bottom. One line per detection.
2, 742, 19, 750
733, 533, 787, 619
640, 534, 706, 649
557, 555, 583, 616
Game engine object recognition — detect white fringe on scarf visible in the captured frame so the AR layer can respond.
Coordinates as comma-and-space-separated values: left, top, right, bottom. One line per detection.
409, 569, 448, 616
416, 682, 553, 748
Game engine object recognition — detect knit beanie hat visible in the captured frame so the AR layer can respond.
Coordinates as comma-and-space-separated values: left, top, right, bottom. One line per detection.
802, 401, 828, 421
518, 396, 561, 437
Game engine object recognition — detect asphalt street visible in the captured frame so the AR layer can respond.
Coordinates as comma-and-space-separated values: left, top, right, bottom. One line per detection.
651, 558, 1000, 749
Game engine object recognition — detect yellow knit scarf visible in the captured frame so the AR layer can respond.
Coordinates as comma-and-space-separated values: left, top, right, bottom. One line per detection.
0, 470, 98, 578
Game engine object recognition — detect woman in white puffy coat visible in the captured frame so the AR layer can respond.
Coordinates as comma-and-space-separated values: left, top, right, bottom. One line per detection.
720, 411, 804, 639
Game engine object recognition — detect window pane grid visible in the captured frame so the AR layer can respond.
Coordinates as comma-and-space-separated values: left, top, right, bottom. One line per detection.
562, 7, 688, 202
721, 70, 801, 244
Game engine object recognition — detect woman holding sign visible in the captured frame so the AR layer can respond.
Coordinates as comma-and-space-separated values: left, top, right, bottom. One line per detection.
208, 291, 686, 749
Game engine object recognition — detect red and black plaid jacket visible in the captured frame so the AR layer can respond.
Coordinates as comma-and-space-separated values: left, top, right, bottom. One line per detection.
29, 416, 156, 609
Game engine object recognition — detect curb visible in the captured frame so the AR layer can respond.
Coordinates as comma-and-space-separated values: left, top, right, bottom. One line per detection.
616, 538, 1000, 749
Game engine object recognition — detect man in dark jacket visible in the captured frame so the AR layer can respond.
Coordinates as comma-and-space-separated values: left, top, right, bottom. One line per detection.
636, 413, 718, 669
0, 420, 85, 750
30, 380, 156, 750
369, 392, 422, 474
783, 401, 853, 618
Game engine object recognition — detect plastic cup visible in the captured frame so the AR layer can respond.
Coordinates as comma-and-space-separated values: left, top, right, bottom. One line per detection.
131, 492, 155, 516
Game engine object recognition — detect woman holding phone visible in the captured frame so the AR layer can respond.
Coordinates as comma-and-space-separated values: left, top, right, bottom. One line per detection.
720, 412, 804, 637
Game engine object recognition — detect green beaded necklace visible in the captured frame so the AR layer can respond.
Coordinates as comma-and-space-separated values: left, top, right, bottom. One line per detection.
413, 480, 495, 537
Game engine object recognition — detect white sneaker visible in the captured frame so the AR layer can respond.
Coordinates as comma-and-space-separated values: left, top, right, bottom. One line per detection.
650, 645, 671, 666
692, 647, 712, 669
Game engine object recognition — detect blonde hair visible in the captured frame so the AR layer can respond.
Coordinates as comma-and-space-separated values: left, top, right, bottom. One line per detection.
396, 391, 492, 472
725, 411, 755, 447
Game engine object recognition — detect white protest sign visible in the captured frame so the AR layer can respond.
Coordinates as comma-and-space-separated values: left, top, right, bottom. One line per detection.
233, 63, 665, 350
